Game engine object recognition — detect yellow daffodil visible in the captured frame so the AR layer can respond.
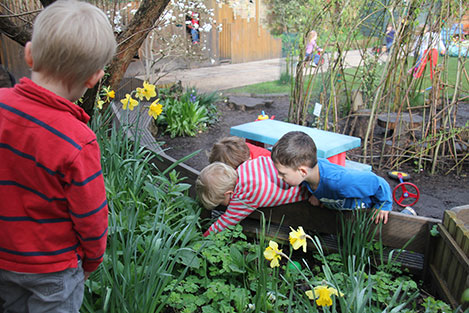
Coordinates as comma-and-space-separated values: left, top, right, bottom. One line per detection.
136, 81, 157, 101
97, 100, 104, 110
106, 89, 115, 100
148, 99, 162, 119
305, 285, 341, 307
121, 94, 138, 111
102, 86, 115, 102
289, 226, 308, 252
263, 240, 283, 268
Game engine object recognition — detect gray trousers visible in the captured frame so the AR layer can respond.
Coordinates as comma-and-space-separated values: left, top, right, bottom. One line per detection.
0, 261, 84, 313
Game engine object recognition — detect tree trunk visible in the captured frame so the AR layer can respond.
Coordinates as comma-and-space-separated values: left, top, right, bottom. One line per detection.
81, 0, 171, 117
0, 15, 32, 47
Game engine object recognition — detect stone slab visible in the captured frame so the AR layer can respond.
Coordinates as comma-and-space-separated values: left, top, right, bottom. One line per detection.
227, 95, 273, 111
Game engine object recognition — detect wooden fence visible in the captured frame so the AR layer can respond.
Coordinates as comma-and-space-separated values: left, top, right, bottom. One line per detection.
0, 34, 30, 81
216, 0, 282, 63
430, 206, 469, 310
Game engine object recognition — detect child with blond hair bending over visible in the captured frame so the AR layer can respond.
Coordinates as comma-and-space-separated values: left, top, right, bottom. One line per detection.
196, 157, 306, 237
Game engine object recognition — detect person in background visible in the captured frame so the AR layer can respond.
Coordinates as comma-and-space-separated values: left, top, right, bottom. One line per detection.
413, 25, 446, 79
385, 24, 395, 53
190, 12, 200, 44
304, 30, 322, 67
0, 1, 116, 311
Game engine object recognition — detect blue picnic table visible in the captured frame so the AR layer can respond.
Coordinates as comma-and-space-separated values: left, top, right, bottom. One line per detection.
230, 119, 371, 171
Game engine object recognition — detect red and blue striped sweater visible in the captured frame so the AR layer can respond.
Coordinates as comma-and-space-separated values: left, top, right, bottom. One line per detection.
0, 78, 108, 273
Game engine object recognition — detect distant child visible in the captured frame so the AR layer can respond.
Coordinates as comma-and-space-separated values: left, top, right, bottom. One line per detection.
412, 25, 446, 79
304, 30, 322, 67
208, 136, 271, 169
271, 131, 392, 224
385, 24, 395, 53
190, 12, 200, 44
196, 157, 307, 236
0, 1, 116, 311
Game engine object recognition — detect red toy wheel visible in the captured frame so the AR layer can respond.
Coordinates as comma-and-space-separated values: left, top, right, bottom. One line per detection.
393, 182, 420, 207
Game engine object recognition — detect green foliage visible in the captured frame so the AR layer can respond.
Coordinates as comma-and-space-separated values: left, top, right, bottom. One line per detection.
368, 270, 418, 306
265, 0, 314, 35
430, 224, 440, 237
422, 296, 452, 313
279, 71, 293, 85
156, 87, 219, 138
157, 96, 208, 137
338, 209, 380, 271
163, 225, 262, 312
462, 288, 469, 303
184, 87, 220, 124
359, 52, 382, 105
82, 107, 202, 312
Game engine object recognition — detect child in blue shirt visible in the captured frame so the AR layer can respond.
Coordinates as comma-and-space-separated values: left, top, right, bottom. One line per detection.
385, 24, 395, 53
271, 131, 392, 224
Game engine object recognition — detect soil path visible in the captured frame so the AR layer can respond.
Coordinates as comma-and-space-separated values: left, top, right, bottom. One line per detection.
159, 95, 469, 220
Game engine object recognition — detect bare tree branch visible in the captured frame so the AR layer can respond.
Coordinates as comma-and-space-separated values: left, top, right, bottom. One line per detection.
81, 0, 171, 116
0, 15, 32, 46
0, 0, 55, 46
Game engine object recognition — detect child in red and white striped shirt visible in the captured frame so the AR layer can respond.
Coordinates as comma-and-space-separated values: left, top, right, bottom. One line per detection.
196, 157, 306, 237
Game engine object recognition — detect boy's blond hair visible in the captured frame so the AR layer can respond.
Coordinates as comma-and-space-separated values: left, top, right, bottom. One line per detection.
271, 131, 317, 169
31, 0, 116, 89
208, 136, 250, 169
196, 162, 238, 209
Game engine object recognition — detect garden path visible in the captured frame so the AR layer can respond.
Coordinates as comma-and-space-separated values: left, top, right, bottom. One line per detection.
127, 49, 386, 92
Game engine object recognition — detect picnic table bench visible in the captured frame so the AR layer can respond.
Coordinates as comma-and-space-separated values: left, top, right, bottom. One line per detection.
230, 119, 371, 171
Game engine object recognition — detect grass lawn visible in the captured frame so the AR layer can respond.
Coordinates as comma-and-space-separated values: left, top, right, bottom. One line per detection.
224, 80, 292, 94
225, 56, 469, 97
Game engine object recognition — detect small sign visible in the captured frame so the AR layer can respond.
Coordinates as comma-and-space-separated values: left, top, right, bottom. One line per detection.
313, 103, 322, 117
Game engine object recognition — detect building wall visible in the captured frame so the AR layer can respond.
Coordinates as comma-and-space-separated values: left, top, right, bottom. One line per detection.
214, 0, 282, 63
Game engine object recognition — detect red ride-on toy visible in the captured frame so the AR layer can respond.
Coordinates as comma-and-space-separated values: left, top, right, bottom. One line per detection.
387, 171, 420, 207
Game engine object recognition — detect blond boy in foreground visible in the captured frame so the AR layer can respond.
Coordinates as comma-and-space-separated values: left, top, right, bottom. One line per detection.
0, 1, 116, 311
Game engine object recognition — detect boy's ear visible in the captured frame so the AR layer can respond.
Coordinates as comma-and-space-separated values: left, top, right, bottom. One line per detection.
298, 165, 309, 178
24, 42, 33, 68
224, 190, 233, 196
84, 69, 105, 89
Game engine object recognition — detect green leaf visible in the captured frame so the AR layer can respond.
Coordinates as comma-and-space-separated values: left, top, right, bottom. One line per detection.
176, 248, 201, 268
430, 224, 440, 237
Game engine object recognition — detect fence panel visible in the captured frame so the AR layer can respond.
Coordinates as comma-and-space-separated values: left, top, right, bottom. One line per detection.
430, 206, 469, 310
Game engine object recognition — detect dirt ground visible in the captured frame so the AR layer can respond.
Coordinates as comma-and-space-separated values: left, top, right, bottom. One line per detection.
160, 95, 469, 220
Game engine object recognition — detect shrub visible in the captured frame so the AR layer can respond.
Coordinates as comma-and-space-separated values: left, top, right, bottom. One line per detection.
156, 87, 219, 137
